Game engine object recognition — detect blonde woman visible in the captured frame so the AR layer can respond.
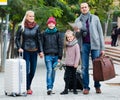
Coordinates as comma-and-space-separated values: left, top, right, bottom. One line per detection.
15, 10, 43, 95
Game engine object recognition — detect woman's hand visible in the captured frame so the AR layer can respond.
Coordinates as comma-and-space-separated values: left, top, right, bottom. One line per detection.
18, 48, 23, 52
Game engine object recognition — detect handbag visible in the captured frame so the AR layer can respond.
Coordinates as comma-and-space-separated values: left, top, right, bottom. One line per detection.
93, 55, 116, 81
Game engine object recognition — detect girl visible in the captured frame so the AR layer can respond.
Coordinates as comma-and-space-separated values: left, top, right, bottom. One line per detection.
60, 30, 80, 95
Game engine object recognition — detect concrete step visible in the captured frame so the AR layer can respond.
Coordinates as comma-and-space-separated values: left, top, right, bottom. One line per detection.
113, 60, 120, 65
105, 45, 120, 65
105, 52, 120, 58
105, 46, 120, 51
105, 49, 120, 55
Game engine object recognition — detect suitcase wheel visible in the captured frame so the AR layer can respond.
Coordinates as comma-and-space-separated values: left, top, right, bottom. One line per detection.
5, 92, 7, 96
4, 92, 16, 97
22, 92, 27, 96
12, 93, 16, 97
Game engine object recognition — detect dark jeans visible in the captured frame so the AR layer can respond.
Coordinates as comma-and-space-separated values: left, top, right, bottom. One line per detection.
81, 43, 101, 90
64, 66, 77, 91
23, 50, 38, 90
111, 35, 117, 46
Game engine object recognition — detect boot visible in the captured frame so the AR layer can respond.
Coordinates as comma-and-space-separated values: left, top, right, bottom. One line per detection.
73, 89, 78, 94
60, 89, 68, 95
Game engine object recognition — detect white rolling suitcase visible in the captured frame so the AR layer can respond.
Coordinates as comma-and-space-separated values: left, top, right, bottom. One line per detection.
4, 54, 27, 97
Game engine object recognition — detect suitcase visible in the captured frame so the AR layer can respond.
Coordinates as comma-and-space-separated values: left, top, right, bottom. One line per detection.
93, 55, 116, 81
68, 71, 83, 91
4, 55, 27, 97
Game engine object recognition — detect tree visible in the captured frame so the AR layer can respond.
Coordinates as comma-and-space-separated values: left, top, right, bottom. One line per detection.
0, 0, 119, 59
0, 0, 64, 59
114, 6, 120, 17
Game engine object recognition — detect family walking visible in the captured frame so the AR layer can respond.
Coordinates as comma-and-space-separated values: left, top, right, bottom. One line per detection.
14, 2, 105, 96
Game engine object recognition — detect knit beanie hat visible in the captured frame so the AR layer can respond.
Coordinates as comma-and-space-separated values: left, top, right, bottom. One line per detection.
47, 16, 56, 25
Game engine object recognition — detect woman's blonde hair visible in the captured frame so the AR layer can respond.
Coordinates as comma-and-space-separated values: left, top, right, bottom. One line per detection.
19, 10, 34, 31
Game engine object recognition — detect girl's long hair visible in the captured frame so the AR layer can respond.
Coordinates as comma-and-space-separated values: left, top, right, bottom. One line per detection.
63, 30, 76, 57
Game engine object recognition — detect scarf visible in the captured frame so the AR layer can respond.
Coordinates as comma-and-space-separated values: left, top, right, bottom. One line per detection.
63, 38, 78, 58
80, 12, 91, 31
45, 27, 58, 34
24, 20, 37, 28
66, 38, 78, 47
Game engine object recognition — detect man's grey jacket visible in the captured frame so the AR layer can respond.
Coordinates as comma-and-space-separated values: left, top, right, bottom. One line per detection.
75, 14, 105, 52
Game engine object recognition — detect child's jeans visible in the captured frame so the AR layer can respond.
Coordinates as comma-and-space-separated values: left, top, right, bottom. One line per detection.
44, 55, 58, 90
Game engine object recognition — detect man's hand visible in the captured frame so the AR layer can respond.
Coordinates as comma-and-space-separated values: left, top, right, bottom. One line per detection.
73, 26, 80, 32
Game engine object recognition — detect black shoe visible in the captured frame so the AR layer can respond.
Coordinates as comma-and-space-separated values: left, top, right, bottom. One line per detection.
60, 90, 68, 95
47, 89, 52, 95
73, 90, 78, 94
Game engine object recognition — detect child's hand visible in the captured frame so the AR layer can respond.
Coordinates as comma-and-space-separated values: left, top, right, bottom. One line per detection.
39, 52, 44, 58
58, 59, 61, 62
74, 64, 78, 68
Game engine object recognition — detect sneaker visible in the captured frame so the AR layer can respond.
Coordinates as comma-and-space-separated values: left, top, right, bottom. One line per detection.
47, 89, 52, 95
83, 89, 89, 95
27, 89, 33, 95
95, 88, 101, 94
51, 91, 55, 94
60, 90, 68, 95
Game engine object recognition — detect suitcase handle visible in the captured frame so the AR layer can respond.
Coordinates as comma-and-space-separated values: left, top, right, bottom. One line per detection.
99, 55, 113, 66
18, 52, 24, 93
19, 52, 23, 59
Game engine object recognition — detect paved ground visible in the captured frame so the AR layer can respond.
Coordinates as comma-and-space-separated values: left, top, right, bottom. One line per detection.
0, 57, 120, 100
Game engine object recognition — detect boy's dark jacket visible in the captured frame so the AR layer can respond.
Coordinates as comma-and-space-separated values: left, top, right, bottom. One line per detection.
41, 30, 63, 60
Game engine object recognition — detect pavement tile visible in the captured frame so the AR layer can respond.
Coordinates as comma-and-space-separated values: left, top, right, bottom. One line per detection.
0, 58, 120, 100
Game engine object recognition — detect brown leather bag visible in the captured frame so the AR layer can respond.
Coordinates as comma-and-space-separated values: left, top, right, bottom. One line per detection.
93, 55, 116, 81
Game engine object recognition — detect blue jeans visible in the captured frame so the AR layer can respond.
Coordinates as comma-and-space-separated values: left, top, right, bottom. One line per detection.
23, 50, 38, 90
81, 43, 101, 90
44, 55, 58, 90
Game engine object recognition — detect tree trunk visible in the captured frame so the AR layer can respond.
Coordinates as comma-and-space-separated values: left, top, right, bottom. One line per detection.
11, 23, 16, 58
7, 23, 16, 58
104, 14, 110, 39
0, 18, 4, 71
